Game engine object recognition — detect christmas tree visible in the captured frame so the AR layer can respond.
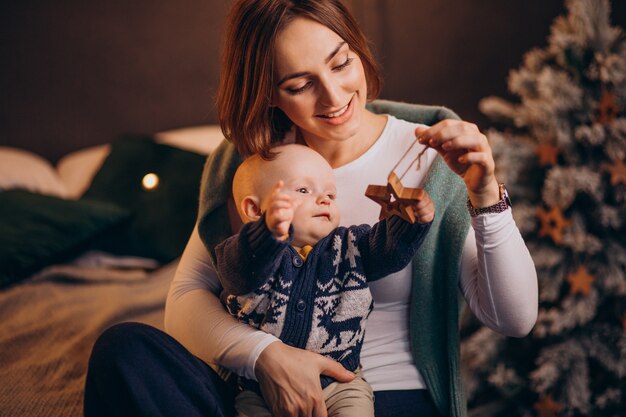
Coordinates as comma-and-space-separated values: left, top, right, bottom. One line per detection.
461, 0, 626, 416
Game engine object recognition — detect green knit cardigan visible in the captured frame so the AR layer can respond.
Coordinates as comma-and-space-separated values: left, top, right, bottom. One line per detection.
197, 99, 470, 417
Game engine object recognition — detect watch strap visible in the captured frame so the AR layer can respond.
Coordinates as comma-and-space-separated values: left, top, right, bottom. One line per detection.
467, 183, 511, 217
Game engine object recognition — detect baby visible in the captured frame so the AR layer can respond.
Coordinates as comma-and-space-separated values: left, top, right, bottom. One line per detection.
215, 144, 434, 417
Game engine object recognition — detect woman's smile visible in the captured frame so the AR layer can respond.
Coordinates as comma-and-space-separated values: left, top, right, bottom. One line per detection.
272, 17, 369, 146
315, 95, 354, 125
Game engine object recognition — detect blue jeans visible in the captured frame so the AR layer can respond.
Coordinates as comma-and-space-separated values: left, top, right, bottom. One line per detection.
85, 323, 439, 417
374, 390, 438, 417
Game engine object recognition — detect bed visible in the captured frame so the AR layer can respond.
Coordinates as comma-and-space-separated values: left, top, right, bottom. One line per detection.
0, 126, 225, 417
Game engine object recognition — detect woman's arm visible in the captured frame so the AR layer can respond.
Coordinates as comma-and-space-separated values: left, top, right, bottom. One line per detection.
164, 224, 278, 380
415, 120, 538, 337
459, 210, 538, 337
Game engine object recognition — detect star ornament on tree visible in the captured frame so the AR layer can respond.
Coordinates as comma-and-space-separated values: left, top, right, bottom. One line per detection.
596, 89, 621, 125
535, 143, 560, 166
567, 265, 595, 296
365, 171, 425, 224
602, 159, 626, 186
533, 395, 563, 417
536, 206, 572, 245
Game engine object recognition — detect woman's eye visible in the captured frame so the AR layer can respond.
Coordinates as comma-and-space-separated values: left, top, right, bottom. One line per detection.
287, 82, 312, 95
333, 56, 354, 72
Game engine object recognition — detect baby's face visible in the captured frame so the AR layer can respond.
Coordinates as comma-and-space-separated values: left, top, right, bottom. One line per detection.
261, 146, 340, 247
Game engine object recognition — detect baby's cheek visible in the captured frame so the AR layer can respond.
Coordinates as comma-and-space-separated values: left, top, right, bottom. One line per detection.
332, 207, 341, 228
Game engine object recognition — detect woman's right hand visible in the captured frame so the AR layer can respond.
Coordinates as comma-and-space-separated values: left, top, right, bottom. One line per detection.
255, 341, 355, 417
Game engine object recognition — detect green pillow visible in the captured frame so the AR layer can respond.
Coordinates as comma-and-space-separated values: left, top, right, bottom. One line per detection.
0, 190, 131, 288
82, 136, 206, 262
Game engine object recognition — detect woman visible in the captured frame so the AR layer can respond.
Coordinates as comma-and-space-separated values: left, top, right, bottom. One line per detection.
84, 1, 538, 417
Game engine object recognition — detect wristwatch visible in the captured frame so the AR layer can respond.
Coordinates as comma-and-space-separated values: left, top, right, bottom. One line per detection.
467, 183, 511, 217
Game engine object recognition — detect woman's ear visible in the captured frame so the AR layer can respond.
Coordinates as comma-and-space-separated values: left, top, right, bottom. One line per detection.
241, 196, 263, 222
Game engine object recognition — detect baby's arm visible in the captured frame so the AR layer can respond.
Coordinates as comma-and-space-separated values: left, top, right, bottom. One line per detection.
215, 186, 293, 295
359, 191, 435, 280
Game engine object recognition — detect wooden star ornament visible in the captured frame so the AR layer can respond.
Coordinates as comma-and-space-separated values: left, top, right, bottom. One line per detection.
567, 265, 595, 296
533, 395, 562, 417
537, 206, 571, 245
596, 89, 621, 125
535, 143, 560, 166
365, 172, 425, 224
602, 159, 626, 186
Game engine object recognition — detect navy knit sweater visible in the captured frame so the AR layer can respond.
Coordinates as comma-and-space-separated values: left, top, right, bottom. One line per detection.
215, 214, 431, 388
200, 100, 471, 416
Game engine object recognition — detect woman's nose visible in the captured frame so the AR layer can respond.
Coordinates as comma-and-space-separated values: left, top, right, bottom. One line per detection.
318, 77, 342, 107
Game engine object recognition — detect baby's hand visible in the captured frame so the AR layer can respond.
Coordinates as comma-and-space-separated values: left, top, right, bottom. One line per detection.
412, 191, 435, 224
266, 181, 299, 240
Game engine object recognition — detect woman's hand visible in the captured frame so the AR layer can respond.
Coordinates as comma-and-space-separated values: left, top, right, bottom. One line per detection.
255, 341, 355, 417
416, 120, 500, 208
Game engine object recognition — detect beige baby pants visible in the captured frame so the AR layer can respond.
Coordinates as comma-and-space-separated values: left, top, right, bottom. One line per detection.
234, 369, 374, 417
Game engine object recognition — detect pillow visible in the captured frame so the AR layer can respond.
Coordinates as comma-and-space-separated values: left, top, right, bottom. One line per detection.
154, 125, 224, 155
81, 136, 206, 263
56, 144, 111, 199
0, 146, 68, 198
0, 190, 131, 288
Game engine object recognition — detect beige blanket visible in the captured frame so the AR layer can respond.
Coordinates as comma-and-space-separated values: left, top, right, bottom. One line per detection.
0, 259, 177, 417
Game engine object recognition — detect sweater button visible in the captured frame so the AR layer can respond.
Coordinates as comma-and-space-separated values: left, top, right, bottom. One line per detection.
292, 256, 303, 267
296, 300, 306, 312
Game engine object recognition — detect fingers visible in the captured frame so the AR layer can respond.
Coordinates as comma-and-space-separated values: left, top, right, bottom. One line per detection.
269, 180, 303, 211
269, 180, 289, 204
458, 150, 494, 171
416, 120, 492, 165
416, 119, 486, 150
311, 394, 328, 417
415, 120, 497, 193
412, 193, 435, 224
255, 342, 333, 417
415, 121, 490, 168
318, 356, 355, 383
267, 180, 294, 238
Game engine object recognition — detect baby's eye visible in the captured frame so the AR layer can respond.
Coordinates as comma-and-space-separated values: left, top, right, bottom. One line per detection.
327, 193, 336, 200
296, 187, 309, 194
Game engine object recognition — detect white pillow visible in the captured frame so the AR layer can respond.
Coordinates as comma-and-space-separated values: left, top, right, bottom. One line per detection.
1, 126, 222, 200
154, 125, 224, 155
56, 144, 111, 199
55, 125, 224, 199
0, 147, 68, 198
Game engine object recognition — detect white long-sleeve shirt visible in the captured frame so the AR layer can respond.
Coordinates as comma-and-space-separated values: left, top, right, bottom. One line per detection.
165, 115, 538, 391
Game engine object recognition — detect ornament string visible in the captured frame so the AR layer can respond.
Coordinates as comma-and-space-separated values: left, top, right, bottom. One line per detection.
391, 137, 429, 181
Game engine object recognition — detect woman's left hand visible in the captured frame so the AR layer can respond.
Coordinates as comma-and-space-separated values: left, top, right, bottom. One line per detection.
416, 120, 500, 208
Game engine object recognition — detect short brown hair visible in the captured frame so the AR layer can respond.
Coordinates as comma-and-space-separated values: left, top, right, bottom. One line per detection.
217, 0, 382, 159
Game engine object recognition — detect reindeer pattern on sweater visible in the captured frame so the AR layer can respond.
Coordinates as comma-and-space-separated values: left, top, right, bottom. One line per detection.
215, 214, 431, 386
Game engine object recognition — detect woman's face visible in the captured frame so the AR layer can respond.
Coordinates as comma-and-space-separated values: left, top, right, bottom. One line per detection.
272, 17, 368, 145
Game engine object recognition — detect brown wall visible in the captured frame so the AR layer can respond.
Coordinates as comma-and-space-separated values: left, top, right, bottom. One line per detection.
2, 1, 625, 161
